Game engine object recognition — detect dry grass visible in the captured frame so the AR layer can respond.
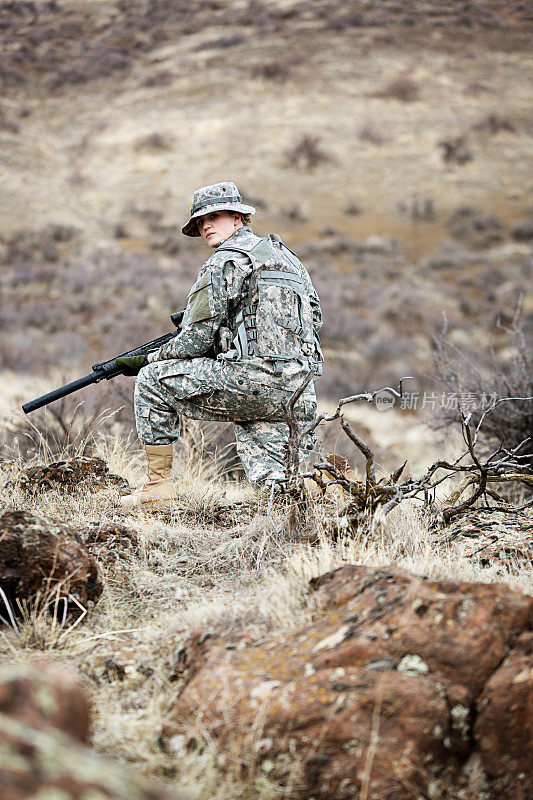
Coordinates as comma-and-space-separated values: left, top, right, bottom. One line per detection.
1, 414, 531, 797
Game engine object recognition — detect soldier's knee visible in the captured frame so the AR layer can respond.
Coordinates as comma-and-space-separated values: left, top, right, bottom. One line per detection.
134, 363, 162, 409
135, 361, 158, 389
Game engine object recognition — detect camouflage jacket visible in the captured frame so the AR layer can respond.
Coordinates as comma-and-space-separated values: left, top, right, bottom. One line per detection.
150, 226, 322, 382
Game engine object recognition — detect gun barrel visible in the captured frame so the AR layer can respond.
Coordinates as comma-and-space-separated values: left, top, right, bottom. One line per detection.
21, 317, 183, 415
22, 372, 100, 415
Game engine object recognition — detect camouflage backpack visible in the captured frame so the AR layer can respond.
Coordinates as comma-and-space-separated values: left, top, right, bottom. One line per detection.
217, 234, 323, 375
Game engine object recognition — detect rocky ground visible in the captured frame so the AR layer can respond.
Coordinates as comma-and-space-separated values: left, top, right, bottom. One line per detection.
0, 452, 532, 799
0, 2, 532, 799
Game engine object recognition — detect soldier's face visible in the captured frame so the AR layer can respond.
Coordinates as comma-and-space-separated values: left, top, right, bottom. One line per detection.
197, 211, 242, 247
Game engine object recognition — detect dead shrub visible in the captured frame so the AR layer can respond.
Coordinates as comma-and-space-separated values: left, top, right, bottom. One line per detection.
45, 50, 133, 91
195, 34, 246, 51
464, 80, 492, 96
343, 201, 362, 216
439, 136, 473, 165
0, 105, 19, 133
358, 125, 389, 146
511, 220, 533, 242
447, 206, 505, 249
373, 32, 398, 45
1, 393, 129, 462
284, 135, 333, 170
376, 76, 419, 102
251, 62, 291, 82
142, 70, 177, 88
134, 132, 175, 151
1, 224, 80, 265
472, 114, 516, 134
432, 316, 533, 466
324, 12, 364, 30
397, 197, 437, 222
0, 60, 27, 88
281, 205, 308, 222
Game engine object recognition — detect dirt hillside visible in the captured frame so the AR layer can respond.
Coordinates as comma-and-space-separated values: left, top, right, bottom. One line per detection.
1, 0, 532, 450
2, 0, 532, 247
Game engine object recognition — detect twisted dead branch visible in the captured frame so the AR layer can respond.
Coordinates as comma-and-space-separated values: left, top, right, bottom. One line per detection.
276, 379, 532, 535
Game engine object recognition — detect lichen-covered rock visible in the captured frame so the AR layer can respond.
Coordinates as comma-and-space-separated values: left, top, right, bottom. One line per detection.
79, 636, 158, 685
19, 456, 128, 493
0, 510, 102, 613
0, 712, 189, 800
162, 564, 532, 800
474, 632, 533, 800
307, 564, 531, 702
85, 521, 141, 567
0, 663, 190, 800
442, 509, 533, 570
0, 662, 90, 741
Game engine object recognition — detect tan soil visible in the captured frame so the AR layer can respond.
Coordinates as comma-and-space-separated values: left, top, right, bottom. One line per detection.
1, 1, 532, 260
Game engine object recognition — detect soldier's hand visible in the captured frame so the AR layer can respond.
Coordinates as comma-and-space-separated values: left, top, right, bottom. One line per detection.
115, 355, 148, 375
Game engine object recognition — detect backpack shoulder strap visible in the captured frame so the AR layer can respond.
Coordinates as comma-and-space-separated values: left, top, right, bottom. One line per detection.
218, 234, 285, 268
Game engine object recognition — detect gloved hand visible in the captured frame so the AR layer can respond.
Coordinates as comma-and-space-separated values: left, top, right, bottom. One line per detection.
115, 355, 148, 375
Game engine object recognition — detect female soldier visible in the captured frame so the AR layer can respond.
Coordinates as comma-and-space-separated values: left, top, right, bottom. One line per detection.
119, 181, 322, 509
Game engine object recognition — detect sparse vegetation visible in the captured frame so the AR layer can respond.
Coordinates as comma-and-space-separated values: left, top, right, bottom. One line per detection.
1, 399, 122, 461
142, 70, 177, 88
250, 58, 303, 82
439, 135, 473, 164
472, 113, 516, 134
433, 314, 533, 467
375, 76, 419, 102
283, 135, 333, 170
134, 132, 176, 152
194, 34, 246, 51
324, 11, 364, 31
446, 205, 505, 247
358, 124, 389, 146
343, 200, 362, 216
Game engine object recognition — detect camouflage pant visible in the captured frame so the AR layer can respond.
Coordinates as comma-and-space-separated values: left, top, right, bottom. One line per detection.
134, 357, 317, 486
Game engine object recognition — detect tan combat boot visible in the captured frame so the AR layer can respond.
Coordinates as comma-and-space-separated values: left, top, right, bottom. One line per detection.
120, 444, 175, 511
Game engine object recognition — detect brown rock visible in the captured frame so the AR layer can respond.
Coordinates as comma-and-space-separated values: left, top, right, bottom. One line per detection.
19, 456, 128, 494
309, 565, 531, 701
167, 626, 269, 683
162, 564, 532, 799
442, 509, 533, 570
474, 632, 533, 800
0, 663, 189, 800
0, 662, 91, 741
85, 521, 141, 567
79, 636, 158, 684
0, 715, 188, 800
0, 510, 102, 615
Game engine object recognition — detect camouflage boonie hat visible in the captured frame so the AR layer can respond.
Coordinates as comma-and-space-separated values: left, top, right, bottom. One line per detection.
182, 181, 256, 237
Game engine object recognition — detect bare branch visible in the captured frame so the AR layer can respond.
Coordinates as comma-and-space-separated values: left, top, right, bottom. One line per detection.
472, 396, 533, 447
283, 369, 315, 488
274, 376, 531, 538
339, 418, 376, 491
